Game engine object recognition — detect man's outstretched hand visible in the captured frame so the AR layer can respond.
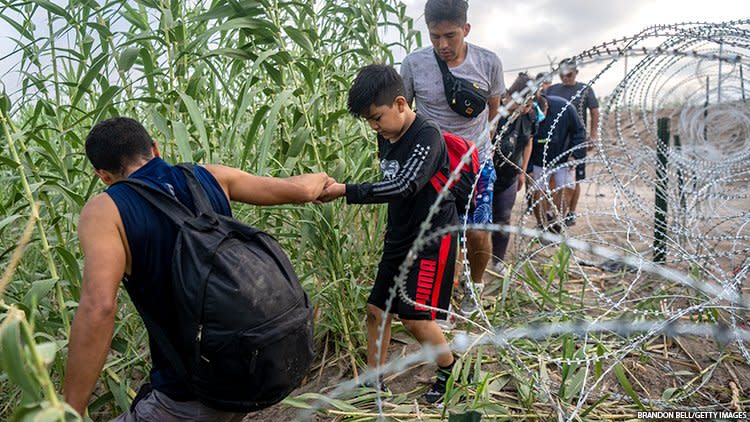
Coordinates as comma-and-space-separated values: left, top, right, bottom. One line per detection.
316, 182, 346, 203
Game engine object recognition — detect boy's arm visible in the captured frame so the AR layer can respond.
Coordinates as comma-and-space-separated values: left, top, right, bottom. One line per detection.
345, 129, 443, 204
204, 164, 329, 205
320, 128, 443, 205
64, 194, 125, 416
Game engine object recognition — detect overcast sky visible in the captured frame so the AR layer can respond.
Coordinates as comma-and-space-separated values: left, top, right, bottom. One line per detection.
400, 0, 749, 96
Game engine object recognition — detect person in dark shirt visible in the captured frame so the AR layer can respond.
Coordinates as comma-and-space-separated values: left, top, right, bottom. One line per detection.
528, 94, 586, 230
319, 64, 458, 404
491, 73, 536, 272
64, 117, 331, 420
546, 59, 599, 225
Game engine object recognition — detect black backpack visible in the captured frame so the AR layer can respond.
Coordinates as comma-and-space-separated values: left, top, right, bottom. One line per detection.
119, 164, 314, 412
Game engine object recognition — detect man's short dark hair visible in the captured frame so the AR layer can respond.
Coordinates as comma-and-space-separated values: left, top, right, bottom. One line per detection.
425, 0, 469, 27
347, 64, 405, 116
85, 117, 154, 174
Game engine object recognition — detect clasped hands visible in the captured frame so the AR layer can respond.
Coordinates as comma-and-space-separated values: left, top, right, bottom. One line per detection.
315, 177, 345, 203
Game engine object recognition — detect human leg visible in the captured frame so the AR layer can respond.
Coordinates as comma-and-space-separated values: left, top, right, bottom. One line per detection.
567, 163, 586, 225
465, 230, 491, 283
530, 165, 552, 227
465, 163, 496, 281
491, 179, 518, 264
366, 260, 400, 369
366, 304, 393, 368
396, 236, 457, 403
401, 318, 455, 403
461, 164, 496, 313
553, 168, 574, 224
401, 319, 454, 367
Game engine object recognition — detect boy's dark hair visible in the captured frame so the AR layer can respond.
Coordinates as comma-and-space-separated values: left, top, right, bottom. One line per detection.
347, 64, 405, 116
85, 117, 154, 174
425, 0, 469, 27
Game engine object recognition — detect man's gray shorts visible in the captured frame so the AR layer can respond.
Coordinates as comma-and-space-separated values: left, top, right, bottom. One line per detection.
109, 388, 246, 422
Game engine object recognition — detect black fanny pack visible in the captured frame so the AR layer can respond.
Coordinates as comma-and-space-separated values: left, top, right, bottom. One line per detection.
435, 51, 488, 119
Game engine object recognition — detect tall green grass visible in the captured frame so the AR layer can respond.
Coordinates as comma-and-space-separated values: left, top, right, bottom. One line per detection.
0, 0, 419, 418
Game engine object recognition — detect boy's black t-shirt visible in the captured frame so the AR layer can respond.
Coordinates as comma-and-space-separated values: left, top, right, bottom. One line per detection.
345, 114, 458, 258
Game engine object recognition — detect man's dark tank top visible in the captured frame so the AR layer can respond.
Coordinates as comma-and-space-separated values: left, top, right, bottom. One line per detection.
106, 157, 231, 400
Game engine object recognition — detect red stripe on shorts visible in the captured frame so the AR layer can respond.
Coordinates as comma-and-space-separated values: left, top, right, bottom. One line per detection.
415, 259, 436, 311
430, 233, 452, 319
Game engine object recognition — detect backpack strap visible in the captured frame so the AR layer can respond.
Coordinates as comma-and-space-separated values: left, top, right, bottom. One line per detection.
116, 178, 195, 226
176, 163, 217, 216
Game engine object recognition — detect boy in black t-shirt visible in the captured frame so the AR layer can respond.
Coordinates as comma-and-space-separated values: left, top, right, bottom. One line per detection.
319, 64, 458, 403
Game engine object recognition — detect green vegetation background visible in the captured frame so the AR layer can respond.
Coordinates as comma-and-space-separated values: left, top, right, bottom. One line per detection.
0, 0, 420, 419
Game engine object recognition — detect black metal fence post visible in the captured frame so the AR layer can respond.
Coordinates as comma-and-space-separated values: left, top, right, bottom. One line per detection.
704, 76, 709, 142
654, 118, 670, 263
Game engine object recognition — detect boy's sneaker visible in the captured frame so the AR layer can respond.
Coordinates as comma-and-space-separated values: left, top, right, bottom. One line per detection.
459, 283, 484, 316
423, 367, 452, 404
566, 211, 577, 226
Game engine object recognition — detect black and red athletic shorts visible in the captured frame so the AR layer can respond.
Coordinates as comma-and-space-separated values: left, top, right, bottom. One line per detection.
367, 233, 457, 320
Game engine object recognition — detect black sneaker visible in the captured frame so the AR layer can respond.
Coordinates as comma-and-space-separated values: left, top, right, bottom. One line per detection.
423, 367, 451, 404
362, 376, 389, 393
566, 211, 577, 226
547, 222, 561, 234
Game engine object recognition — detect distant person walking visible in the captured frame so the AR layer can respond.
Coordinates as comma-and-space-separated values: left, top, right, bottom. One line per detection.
546, 58, 599, 226
528, 93, 586, 231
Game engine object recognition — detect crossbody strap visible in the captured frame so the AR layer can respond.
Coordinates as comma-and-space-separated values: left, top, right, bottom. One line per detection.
434, 50, 456, 98
433, 50, 453, 79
